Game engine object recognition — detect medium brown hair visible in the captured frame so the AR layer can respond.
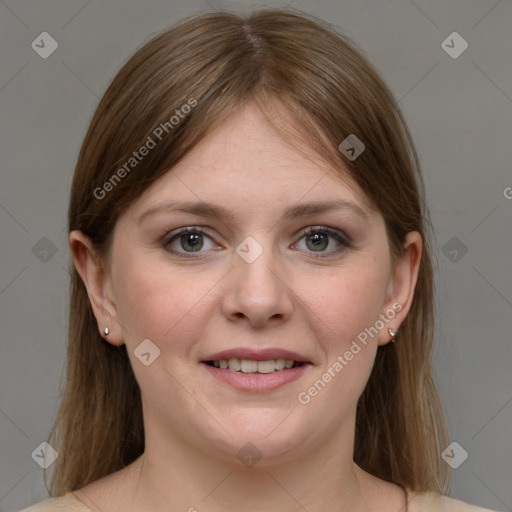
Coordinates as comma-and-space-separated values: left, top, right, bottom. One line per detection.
45, 8, 450, 496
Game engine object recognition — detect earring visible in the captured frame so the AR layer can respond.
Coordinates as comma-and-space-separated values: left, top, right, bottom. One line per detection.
388, 328, 397, 338
103, 327, 110, 337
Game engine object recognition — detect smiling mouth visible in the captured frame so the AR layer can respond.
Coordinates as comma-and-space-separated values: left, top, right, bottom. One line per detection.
204, 359, 305, 374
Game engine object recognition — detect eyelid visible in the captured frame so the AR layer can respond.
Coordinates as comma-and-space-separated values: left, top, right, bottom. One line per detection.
163, 226, 216, 243
298, 225, 351, 245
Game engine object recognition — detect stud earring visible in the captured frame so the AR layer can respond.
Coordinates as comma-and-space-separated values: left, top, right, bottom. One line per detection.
388, 328, 397, 338
103, 327, 110, 337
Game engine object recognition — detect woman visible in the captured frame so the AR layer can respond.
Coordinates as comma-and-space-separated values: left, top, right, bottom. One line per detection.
21, 8, 498, 512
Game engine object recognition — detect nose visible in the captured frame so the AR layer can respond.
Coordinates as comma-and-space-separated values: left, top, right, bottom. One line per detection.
221, 245, 294, 328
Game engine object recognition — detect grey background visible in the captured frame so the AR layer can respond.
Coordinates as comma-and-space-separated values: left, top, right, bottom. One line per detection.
0, 0, 511, 510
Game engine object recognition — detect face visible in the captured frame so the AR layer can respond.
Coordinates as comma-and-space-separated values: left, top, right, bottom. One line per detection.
73, 102, 420, 467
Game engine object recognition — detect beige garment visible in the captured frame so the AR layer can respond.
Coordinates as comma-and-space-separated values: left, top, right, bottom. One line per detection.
18, 489, 500, 512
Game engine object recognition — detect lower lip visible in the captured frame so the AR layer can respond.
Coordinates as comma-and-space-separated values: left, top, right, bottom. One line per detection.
201, 363, 310, 392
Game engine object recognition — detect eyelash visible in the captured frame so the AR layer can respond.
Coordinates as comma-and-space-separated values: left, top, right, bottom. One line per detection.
162, 226, 352, 260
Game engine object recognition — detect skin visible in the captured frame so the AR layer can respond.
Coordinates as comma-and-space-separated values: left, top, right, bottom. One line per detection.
70, 101, 421, 512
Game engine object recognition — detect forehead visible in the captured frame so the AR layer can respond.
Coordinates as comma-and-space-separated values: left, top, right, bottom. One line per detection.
127, 102, 371, 219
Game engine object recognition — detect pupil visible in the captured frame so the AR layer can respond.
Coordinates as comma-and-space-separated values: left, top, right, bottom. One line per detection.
307, 233, 327, 251
182, 233, 203, 252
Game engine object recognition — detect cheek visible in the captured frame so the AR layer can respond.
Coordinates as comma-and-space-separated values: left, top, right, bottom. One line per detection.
111, 249, 220, 357
302, 264, 389, 349
294, 267, 388, 419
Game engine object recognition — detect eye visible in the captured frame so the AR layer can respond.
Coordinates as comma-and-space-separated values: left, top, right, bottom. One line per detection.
294, 226, 351, 256
163, 227, 220, 256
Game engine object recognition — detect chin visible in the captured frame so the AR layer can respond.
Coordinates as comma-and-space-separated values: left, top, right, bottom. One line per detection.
194, 410, 314, 466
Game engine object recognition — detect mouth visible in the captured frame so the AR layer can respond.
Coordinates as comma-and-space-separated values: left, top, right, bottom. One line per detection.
201, 349, 312, 392
204, 358, 304, 373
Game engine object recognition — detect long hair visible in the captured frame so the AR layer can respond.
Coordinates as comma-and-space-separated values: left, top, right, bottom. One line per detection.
45, 8, 450, 496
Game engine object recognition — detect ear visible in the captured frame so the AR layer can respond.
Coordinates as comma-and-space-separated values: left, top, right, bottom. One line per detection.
377, 231, 422, 346
69, 230, 124, 346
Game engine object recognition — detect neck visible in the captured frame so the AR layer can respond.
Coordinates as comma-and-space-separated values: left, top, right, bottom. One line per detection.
124, 428, 374, 511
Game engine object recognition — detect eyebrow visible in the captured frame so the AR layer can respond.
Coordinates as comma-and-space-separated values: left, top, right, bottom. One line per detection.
137, 199, 370, 225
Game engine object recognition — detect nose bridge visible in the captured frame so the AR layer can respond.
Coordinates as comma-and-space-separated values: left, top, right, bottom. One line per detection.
235, 237, 281, 297
223, 235, 292, 324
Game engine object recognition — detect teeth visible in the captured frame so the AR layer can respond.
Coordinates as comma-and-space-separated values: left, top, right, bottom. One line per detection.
257, 360, 275, 374
240, 360, 258, 373
212, 358, 298, 373
275, 359, 285, 370
228, 358, 241, 371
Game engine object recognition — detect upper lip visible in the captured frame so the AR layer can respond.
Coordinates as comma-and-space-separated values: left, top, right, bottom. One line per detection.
202, 348, 310, 363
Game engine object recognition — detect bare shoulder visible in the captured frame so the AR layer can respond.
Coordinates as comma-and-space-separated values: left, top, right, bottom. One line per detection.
18, 492, 89, 511
19, 459, 142, 512
408, 490, 500, 512
72, 459, 143, 512
354, 467, 407, 511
